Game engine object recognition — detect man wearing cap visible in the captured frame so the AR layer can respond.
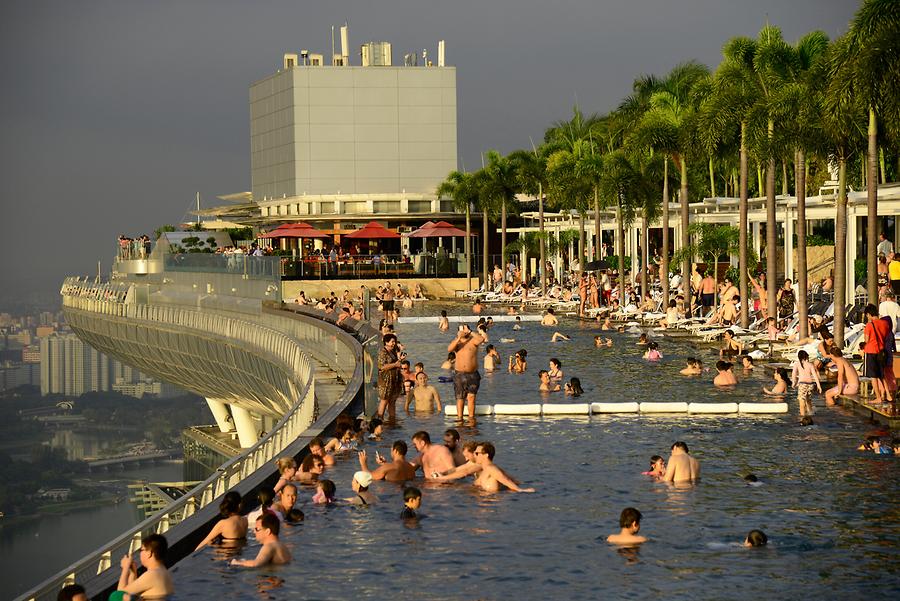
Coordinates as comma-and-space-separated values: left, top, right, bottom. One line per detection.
346, 471, 379, 505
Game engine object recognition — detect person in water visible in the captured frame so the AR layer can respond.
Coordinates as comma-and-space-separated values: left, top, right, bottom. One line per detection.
825, 346, 860, 406
195, 490, 247, 550
346, 471, 379, 505
607, 507, 647, 545
473, 442, 535, 493
763, 367, 789, 396
483, 344, 501, 371
744, 529, 768, 547
713, 360, 737, 386
113, 534, 174, 600
680, 357, 702, 375
231, 513, 292, 567
664, 441, 700, 483
643, 341, 662, 361
594, 336, 613, 347
642, 455, 665, 478
791, 350, 822, 418
564, 377, 584, 397
358, 441, 417, 482
401, 486, 422, 520
405, 371, 442, 413
509, 349, 528, 373
538, 369, 561, 392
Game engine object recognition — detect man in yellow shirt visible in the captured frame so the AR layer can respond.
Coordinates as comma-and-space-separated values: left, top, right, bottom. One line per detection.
889, 252, 900, 296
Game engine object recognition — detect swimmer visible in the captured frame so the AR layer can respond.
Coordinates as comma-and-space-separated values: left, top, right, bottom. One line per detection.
643, 341, 662, 361
513, 315, 522, 330
594, 335, 613, 348
664, 441, 700, 483
564, 377, 584, 397
410, 431, 456, 480
309, 437, 335, 466
405, 371, 442, 413
508, 349, 528, 373
541, 308, 559, 326
871, 438, 894, 454
507, 306, 518, 316
472, 300, 484, 314
296, 454, 325, 483
743, 529, 768, 547
720, 329, 743, 357
680, 357, 702, 376
312, 479, 336, 504
438, 310, 449, 332
433, 441, 482, 482
548, 358, 564, 383
825, 346, 860, 406
763, 367, 789, 396
272, 457, 298, 494
115, 534, 174, 599
441, 351, 456, 370
401, 486, 422, 520
472, 442, 535, 493
358, 442, 417, 482
483, 344, 501, 371
539, 369, 561, 392
713, 360, 737, 386
231, 514, 291, 567
444, 429, 466, 466
194, 491, 247, 551
607, 507, 647, 545
637, 333, 649, 346
551, 331, 571, 342
642, 455, 665, 478
345, 471, 379, 505
600, 317, 612, 330
744, 474, 763, 487
499, 337, 516, 343
741, 355, 754, 371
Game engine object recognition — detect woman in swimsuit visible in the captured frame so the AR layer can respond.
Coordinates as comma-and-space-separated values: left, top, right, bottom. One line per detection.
195, 491, 248, 550
720, 329, 743, 358
548, 358, 564, 384
508, 349, 528, 373
273, 457, 298, 494
296, 454, 326, 483
776, 279, 796, 321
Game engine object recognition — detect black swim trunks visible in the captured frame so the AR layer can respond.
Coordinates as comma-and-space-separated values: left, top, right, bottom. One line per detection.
453, 369, 481, 399
382, 299, 395, 311
701, 293, 715, 307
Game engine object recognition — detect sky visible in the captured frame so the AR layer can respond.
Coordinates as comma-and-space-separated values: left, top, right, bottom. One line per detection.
0, 0, 858, 307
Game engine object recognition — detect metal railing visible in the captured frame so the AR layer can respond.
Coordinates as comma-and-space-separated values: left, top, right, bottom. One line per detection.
163, 253, 282, 281
21, 285, 328, 601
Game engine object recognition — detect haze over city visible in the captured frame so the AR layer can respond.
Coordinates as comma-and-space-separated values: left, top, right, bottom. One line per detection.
0, 0, 856, 305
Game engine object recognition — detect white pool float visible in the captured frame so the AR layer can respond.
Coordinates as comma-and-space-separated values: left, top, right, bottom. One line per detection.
591, 402, 640, 413
444, 405, 494, 417
738, 402, 789, 413
688, 402, 739, 414
541, 403, 591, 415
493, 403, 543, 415
639, 401, 689, 413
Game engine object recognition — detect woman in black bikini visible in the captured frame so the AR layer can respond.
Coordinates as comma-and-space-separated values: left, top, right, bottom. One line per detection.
194, 491, 248, 551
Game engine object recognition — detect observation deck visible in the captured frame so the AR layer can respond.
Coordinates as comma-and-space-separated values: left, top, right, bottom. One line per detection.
19, 254, 379, 601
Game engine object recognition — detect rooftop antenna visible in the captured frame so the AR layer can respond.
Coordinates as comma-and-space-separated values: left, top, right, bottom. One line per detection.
331, 25, 335, 65
196, 191, 201, 227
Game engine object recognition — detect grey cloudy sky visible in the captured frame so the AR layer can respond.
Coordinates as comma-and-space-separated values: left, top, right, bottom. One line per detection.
0, 0, 857, 305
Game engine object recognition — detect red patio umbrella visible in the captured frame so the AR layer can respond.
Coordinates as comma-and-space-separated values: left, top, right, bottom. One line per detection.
259, 222, 331, 239
343, 221, 401, 239
407, 220, 472, 238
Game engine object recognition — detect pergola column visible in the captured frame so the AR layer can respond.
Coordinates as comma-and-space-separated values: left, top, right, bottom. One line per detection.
784, 205, 795, 282
752, 222, 762, 264
846, 213, 858, 304
205, 398, 234, 433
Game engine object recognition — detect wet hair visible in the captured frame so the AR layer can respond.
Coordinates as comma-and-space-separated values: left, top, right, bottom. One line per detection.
400, 359, 411, 368
383, 333, 398, 345
256, 488, 276, 510
412, 431, 431, 444
258, 512, 280, 536
477, 442, 496, 460
309, 437, 324, 451
220, 490, 242, 516
742, 355, 754, 365
619, 507, 642, 528
414, 362, 424, 370
368, 417, 383, 433
744, 474, 758, 483
516, 349, 528, 359
300, 454, 319, 471
672, 441, 689, 453
392, 440, 408, 456
317, 479, 336, 499
669, 299, 677, 308
275, 457, 296, 474
486, 344, 495, 352
538, 369, 549, 379
550, 357, 562, 368
547, 308, 555, 315
142, 533, 168, 561
568, 377, 583, 397
447, 351, 456, 361
404, 486, 422, 502
462, 441, 478, 453
746, 529, 768, 547
58, 584, 86, 601
797, 350, 809, 367
649, 455, 663, 466
445, 428, 460, 442
715, 360, 732, 371
648, 341, 658, 350
800, 416, 814, 426
775, 367, 789, 382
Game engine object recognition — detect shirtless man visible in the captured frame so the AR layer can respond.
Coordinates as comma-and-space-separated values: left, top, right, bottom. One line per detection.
607, 507, 647, 545
405, 371, 442, 413
473, 442, 535, 493
309, 437, 335, 466
699, 272, 717, 317
541, 308, 559, 326
664, 441, 700, 484
825, 346, 861, 406
410, 431, 456, 480
483, 344, 501, 371
115, 534, 174, 600
231, 513, 291, 567
438, 310, 449, 332
713, 360, 738, 386
443, 429, 466, 466
358, 442, 417, 482
448, 324, 484, 422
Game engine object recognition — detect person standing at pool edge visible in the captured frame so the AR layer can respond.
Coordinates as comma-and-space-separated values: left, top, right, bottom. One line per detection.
448, 323, 484, 423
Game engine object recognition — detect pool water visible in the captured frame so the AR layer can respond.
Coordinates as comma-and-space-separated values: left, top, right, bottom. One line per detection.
173, 306, 900, 600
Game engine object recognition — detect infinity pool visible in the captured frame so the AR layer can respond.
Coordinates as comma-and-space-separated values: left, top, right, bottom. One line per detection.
174, 306, 900, 600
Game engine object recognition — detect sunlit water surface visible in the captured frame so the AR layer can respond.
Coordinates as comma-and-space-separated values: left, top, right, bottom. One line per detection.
174, 304, 900, 600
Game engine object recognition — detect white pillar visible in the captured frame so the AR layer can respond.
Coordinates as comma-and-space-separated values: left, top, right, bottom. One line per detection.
230, 405, 259, 448
630, 225, 640, 284
205, 398, 234, 433
784, 206, 794, 282
752, 222, 762, 260
846, 212, 858, 303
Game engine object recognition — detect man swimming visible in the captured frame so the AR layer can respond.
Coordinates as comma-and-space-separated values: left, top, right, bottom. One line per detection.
713, 360, 737, 386
483, 344, 501, 371
541, 308, 559, 326
444, 429, 466, 466
664, 441, 700, 483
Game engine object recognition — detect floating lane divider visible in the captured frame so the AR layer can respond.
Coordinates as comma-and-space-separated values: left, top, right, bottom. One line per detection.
397, 315, 543, 324
444, 402, 789, 416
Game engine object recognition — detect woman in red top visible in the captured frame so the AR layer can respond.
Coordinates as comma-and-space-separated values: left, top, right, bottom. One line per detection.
863, 304, 891, 403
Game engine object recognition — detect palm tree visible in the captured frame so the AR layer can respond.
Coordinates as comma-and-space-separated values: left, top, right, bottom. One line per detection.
673, 223, 747, 310
436, 170, 479, 290
841, 0, 900, 302
509, 147, 550, 293
597, 149, 647, 293
635, 61, 709, 311
506, 231, 560, 284
546, 140, 593, 272
481, 150, 519, 272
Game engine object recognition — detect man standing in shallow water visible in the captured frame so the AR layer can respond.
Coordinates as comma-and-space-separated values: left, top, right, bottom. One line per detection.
664, 441, 700, 483
474, 442, 535, 493
448, 323, 484, 423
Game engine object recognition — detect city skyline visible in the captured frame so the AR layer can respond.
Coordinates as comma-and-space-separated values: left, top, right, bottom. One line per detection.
0, 0, 857, 302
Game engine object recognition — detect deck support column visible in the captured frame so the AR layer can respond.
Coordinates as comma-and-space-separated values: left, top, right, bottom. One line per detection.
231, 405, 259, 448
205, 398, 234, 433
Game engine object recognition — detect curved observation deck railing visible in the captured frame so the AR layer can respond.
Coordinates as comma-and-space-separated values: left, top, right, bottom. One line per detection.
17, 279, 368, 601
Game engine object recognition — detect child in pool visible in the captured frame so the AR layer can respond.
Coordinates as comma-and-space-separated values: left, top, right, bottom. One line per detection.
594, 336, 613, 347
312, 479, 336, 504
680, 357, 702, 375
643, 341, 662, 361
564, 377, 584, 397
642, 455, 665, 478
637, 333, 649, 346
763, 367, 789, 396
744, 530, 768, 547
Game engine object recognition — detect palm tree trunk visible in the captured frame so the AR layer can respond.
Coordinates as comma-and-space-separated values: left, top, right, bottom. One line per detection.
879, 147, 886, 185
739, 122, 749, 328
765, 120, 778, 318
482, 209, 489, 290
756, 165, 763, 197
617, 200, 626, 295
661, 158, 670, 308
641, 210, 648, 301
867, 107, 878, 303
680, 158, 691, 314
796, 149, 809, 339
465, 204, 472, 291
501, 203, 508, 276
539, 182, 546, 294
709, 157, 716, 197
594, 187, 601, 260
578, 212, 586, 274
834, 158, 848, 348
782, 162, 788, 196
